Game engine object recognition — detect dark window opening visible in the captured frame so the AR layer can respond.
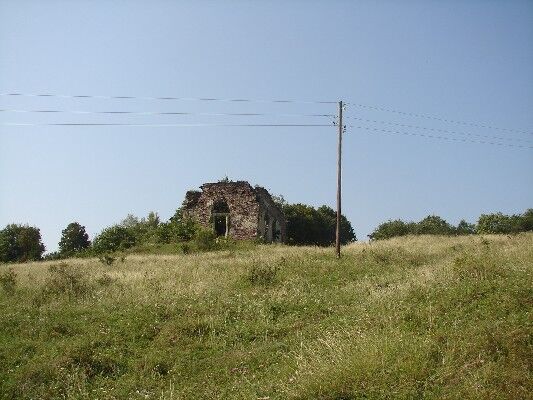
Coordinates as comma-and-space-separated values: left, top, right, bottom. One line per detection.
214, 215, 227, 237
212, 199, 230, 237
272, 218, 280, 241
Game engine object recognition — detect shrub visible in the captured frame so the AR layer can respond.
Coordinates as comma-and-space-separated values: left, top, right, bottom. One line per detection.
168, 209, 199, 242
193, 228, 216, 251
368, 219, 413, 240
42, 263, 91, 301
519, 209, 533, 231
369, 215, 482, 240
455, 220, 476, 235
0, 224, 45, 262
181, 243, 191, 254
0, 268, 17, 294
98, 254, 116, 266
477, 213, 520, 234
248, 261, 279, 286
415, 215, 454, 235
120, 212, 161, 244
92, 225, 136, 254
96, 273, 115, 287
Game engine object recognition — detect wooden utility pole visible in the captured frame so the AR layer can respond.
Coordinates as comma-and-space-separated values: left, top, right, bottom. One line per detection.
336, 100, 343, 258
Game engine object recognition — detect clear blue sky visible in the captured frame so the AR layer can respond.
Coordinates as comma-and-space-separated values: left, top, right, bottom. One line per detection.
1, 1, 532, 252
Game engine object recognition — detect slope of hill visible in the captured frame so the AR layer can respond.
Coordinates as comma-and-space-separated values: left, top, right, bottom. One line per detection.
0, 234, 532, 399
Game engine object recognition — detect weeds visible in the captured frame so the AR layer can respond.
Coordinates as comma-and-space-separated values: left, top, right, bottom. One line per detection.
247, 260, 279, 286
96, 273, 115, 287
98, 254, 116, 266
194, 228, 216, 251
181, 243, 191, 254
41, 262, 92, 301
0, 267, 17, 294
67, 344, 125, 378
0, 234, 531, 399
453, 252, 504, 281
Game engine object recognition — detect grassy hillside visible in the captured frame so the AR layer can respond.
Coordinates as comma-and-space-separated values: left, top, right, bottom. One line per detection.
0, 234, 531, 399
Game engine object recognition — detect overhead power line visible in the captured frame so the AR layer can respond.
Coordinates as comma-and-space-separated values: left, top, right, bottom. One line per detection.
344, 116, 533, 144
0, 108, 334, 118
347, 125, 533, 149
346, 101, 533, 136
2, 122, 331, 128
0, 92, 337, 105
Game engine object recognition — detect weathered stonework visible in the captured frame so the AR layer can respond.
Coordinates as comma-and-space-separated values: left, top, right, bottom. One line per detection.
182, 181, 286, 243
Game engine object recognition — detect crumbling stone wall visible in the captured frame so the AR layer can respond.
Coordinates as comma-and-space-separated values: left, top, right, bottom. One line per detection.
182, 181, 286, 242
183, 182, 260, 240
255, 186, 286, 243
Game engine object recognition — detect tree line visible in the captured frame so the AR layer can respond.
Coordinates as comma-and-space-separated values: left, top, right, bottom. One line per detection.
0, 202, 356, 263
368, 209, 533, 240
1, 206, 531, 263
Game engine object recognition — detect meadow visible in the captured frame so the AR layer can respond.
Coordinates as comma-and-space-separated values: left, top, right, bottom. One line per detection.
0, 234, 531, 399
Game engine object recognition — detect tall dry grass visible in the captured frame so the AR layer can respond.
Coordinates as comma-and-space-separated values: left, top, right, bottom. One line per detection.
0, 234, 531, 399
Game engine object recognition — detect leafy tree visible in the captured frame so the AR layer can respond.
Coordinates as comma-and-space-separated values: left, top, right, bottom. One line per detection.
283, 204, 321, 245
271, 194, 288, 208
369, 209, 533, 240
368, 219, 412, 240
0, 224, 45, 262
369, 215, 453, 240
415, 215, 454, 235
166, 208, 198, 242
92, 225, 136, 254
120, 212, 162, 244
455, 220, 476, 235
316, 205, 356, 245
283, 203, 356, 246
518, 209, 533, 232
477, 212, 518, 234
58, 222, 90, 256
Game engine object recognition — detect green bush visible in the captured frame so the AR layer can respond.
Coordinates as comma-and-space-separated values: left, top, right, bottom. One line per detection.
193, 228, 216, 251
98, 254, 116, 266
369, 209, 533, 240
92, 225, 136, 254
477, 212, 527, 234
415, 215, 454, 235
455, 219, 476, 235
113, 210, 198, 248
248, 261, 279, 286
120, 212, 161, 244
519, 209, 533, 231
368, 219, 413, 240
167, 209, 199, 242
42, 263, 91, 301
370, 215, 477, 240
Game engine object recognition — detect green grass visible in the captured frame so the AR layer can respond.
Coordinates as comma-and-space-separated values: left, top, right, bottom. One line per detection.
0, 234, 532, 399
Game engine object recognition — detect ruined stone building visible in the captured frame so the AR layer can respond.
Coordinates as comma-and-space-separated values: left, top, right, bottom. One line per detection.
182, 181, 286, 243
